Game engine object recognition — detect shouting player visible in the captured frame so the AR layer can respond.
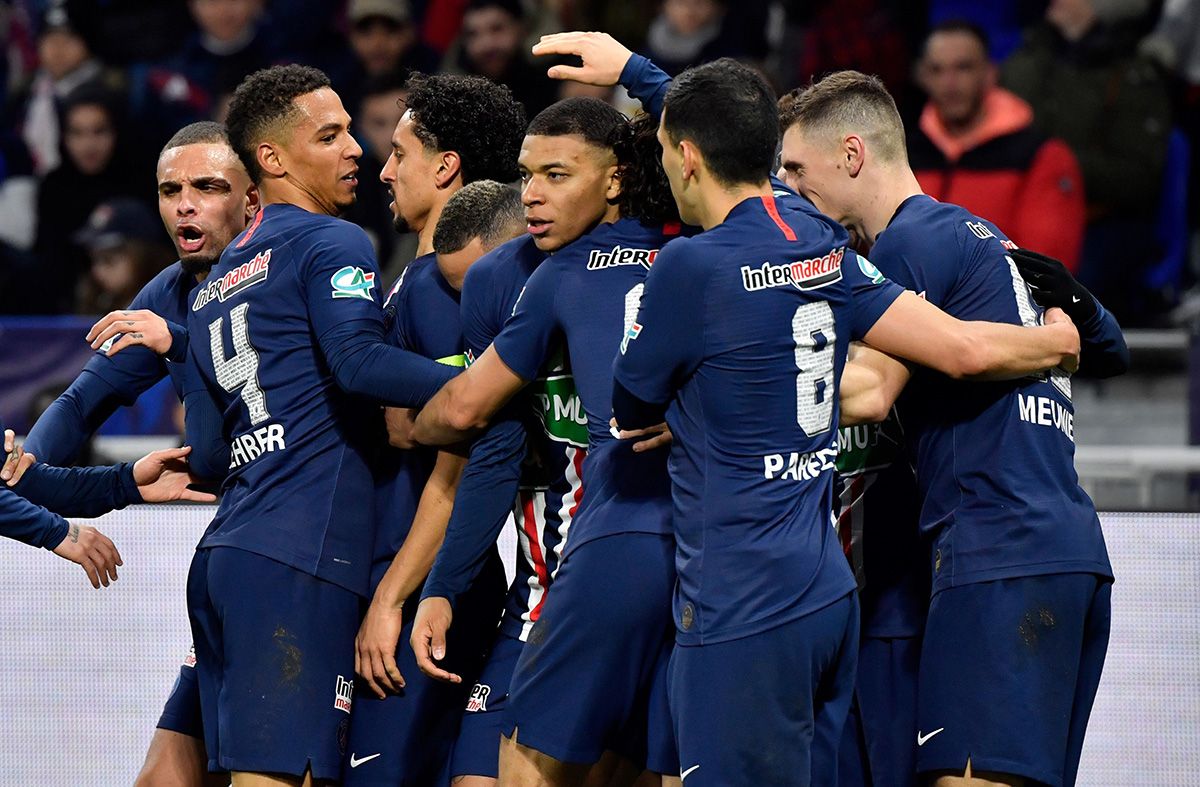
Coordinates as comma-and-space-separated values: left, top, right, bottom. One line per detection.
780, 71, 1117, 787
181, 64, 460, 785
413, 99, 682, 786
343, 74, 526, 786
13, 120, 257, 787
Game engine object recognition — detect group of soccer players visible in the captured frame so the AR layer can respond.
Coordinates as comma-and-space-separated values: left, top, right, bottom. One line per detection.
7, 26, 1129, 787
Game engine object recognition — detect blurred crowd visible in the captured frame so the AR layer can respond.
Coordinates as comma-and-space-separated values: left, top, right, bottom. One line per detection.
1, 0, 1197, 327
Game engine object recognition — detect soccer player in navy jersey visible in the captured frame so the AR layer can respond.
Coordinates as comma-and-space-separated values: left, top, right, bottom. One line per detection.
778, 71, 1119, 787
7, 120, 256, 787
411, 99, 685, 786
180, 64, 464, 786
341, 73, 526, 786
344, 187, 524, 787
609, 59, 1094, 787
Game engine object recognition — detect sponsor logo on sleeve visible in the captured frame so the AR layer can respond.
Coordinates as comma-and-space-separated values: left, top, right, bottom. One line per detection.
331, 266, 377, 300
857, 255, 885, 284
740, 246, 844, 292
334, 674, 354, 713
586, 245, 659, 270
620, 321, 643, 354
192, 249, 272, 310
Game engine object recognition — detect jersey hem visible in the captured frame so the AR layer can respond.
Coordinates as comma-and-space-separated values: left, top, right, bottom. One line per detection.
931, 559, 1114, 595
674, 585, 856, 647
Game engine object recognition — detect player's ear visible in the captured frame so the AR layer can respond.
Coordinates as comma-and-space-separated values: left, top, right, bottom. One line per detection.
244, 183, 261, 222
680, 140, 699, 183
257, 142, 286, 179
844, 135, 865, 178
436, 150, 462, 189
605, 163, 622, 202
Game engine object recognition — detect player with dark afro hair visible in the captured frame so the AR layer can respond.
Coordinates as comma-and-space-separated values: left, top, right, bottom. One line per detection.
225, 64, 332, 183
402, 73, 527, 185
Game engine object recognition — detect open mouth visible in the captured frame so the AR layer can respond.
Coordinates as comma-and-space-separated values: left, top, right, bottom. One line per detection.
341, 171, 358, 188
177, 225, 205, 254
527, 218, 551, 237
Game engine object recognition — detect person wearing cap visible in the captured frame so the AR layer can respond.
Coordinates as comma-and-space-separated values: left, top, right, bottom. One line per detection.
75, 198, 175, 315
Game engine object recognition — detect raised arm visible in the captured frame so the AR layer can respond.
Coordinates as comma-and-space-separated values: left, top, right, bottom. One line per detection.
532, 32, 671, 117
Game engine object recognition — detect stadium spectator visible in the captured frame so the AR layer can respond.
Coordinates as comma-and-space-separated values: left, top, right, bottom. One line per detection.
335, 0, 439, 116
74, 199, 175, 316
130, 0, 282, 147
32, 87, 150, 315
1002, 0, 1171, 323
911, 20, 1086, 271
344, 71, 415, 277
13, 2, 119, 177
447, 0, 558, 116
641, 0, 762, 76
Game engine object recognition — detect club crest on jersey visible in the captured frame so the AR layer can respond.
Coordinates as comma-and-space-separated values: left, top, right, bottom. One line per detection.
334, 675, 354, 714
587, 245, 658, 270
465, 682, 491, 712
331, 266, 376, 300
192, 249, 271, 310
740, 246, 844, 292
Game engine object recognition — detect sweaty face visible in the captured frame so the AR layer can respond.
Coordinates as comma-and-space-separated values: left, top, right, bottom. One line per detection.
921, 31, 991, 128
379, 110, 439, 235
157, 142, 256, 276
462, 8, 522, 79
277, 87, 363, 216
779, 124, 858, 229
519, 134, 619, 253
64, 104, 116, 176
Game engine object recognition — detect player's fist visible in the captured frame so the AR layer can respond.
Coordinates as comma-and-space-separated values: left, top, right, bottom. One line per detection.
384, 407, 419, 450
532, 31, 633, 86
53, 522, 123, 589
2, 429, 36, 486
355, 599, 407, 699
132, 446, 218, 504
87, 309, 175, 357
1043, 307, 1081, 374
411, 596, 461, 684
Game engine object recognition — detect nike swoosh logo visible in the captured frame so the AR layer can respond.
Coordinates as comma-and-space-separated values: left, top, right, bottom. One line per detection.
917, 728, 944, 746
350, 753, 381, 768
681, 764, 700, 781
1072, 295, 1081, 303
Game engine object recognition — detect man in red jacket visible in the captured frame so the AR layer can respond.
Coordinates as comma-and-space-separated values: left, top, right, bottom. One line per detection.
909, 20, 1086, 271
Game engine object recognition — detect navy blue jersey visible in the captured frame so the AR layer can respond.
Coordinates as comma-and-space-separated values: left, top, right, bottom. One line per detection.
871, 195, 1111, 592
185, 204, 455, 597
369, 254, 465, 591
493, 218, 682, 555
614, 195, 903, 645
25, 262, 195, 464
423, 236, 584, 641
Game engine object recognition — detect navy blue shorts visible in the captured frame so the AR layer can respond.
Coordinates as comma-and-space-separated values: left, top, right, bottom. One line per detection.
451, 630, 524, 779
670, 593, 858, 787
344, 554, 505, 785
916, 572, 1112, 786
187, 546, 361, 779
156, 644, 204, 739
838, 635, 922, 787
505, 533, 677, 774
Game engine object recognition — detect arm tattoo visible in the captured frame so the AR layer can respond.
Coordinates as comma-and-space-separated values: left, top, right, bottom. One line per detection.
68, 524, 80, 543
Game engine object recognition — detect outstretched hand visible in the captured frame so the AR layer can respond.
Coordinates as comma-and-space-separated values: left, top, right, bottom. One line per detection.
532, 31, 633, 86
133, 446, 218, 503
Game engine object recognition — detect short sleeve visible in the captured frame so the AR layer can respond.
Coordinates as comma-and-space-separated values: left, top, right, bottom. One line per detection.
612, 239, 708, 404
844, 250, 904, 341
491, 262, 560, 381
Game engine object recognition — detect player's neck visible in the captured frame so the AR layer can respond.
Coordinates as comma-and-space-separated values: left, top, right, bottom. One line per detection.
701, 179, 773, 231
415, 189, 456, 256
862, 168, 924, 244
260, 181, 335, 217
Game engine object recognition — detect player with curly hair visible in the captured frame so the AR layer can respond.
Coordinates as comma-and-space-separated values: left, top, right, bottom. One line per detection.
344, 73, 528, 785
180, 64, 464, 786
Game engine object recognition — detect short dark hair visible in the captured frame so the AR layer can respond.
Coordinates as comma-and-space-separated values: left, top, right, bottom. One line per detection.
526, 96, 626, 150
662, 58, 778, 187
925, 19, 991, 59
778, 70, 907, 164
225, 65, 332, 183
160, 121, 230, 158
433, 180, 523, 254
614, 112, 679, 226
403, 73, 526, 184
